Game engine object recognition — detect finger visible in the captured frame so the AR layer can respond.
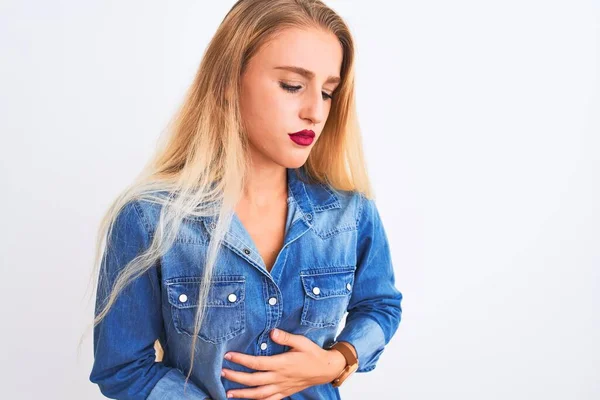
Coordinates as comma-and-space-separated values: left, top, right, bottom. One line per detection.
221, 368, 279, 386
224, 352, 280, 371
226, 384, 278, 399
270, 328, 311, 351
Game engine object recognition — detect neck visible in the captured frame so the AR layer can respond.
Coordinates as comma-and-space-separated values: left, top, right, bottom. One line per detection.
242, 163, 288, 208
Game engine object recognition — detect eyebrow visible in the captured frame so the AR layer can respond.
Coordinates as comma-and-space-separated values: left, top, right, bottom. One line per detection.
274, 65, 341, 85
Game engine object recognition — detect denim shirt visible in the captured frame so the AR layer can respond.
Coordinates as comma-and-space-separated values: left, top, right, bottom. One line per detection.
89, 167, 403, 400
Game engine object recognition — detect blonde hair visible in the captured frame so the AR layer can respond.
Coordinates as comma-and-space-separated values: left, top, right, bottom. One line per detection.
82, 0, 373, 393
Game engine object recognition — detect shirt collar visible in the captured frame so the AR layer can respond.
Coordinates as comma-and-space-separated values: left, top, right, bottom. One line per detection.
286, 167, 341, 220
201, 166, 341, 232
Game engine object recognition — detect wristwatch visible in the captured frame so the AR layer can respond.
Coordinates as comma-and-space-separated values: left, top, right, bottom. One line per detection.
327, 341, 359, 387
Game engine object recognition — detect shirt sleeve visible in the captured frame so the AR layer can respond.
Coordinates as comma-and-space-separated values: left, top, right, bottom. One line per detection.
89, 201, 210, 399
334, 194, 403, 372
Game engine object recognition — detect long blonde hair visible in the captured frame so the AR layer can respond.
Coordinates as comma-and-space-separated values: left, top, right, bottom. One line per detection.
82, 0, 373, 392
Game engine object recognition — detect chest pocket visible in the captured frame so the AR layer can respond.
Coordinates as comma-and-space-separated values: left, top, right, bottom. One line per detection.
299, 267, 355, 328
166, 275, 246, 344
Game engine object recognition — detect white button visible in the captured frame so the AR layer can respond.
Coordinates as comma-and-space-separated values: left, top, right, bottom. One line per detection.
228, 293, 237, 303
260, 342, 268, 350
312, 287, 320, 295
346, 283, 352, 291
178, 294, 188, 303
268, 297, 277, 305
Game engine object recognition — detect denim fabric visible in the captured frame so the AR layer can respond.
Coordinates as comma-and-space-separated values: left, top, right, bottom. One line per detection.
89, 167, 403, 400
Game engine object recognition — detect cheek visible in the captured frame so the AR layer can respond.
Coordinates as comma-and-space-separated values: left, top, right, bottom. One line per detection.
243, 87, 293, 138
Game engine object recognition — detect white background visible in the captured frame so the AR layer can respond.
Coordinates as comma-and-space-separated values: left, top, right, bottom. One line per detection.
0, 1, 598, 399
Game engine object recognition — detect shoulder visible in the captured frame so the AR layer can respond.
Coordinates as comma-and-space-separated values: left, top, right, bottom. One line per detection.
347, 191, 378, 236
112, 192, 170, 236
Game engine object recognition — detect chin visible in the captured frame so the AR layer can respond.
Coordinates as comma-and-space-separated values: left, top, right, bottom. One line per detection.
272, 153, 310, 169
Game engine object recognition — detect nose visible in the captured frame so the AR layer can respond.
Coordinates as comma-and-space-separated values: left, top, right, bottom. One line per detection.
299, 86, 326, 126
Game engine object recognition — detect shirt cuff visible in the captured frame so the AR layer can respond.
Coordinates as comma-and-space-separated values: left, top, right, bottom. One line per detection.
147, 368, 211, 400
335, 316, 387, 372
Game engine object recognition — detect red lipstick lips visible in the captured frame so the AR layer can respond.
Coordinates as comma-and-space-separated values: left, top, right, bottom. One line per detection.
288, 129, 315, 146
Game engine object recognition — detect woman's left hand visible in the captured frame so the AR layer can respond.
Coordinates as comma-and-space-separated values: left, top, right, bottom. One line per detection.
221, 328, 346, 399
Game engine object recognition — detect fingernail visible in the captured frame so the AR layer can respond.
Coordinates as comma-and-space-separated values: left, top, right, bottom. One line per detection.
224, 353, 232, 360
221, 369, 225, 377
227, 393, 233, 398
272, 329, 279, 338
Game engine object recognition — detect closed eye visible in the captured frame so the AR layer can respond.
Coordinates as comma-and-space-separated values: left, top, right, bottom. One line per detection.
279, 82, 333, 101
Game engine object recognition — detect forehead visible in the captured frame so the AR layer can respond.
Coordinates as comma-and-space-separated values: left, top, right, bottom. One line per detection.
253, 27, 343, 79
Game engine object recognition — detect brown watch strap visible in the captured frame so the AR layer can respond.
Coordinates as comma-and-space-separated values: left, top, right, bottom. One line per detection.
331, 341, 358, 365
330, 341, 358, 387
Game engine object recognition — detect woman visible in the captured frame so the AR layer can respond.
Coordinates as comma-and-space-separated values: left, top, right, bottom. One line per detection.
88, 0, 403, 399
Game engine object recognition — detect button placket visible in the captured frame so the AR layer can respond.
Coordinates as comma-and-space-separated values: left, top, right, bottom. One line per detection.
258, 280, 283, 356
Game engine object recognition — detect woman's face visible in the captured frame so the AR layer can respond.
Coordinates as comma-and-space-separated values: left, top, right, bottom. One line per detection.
239, 27, 343, 169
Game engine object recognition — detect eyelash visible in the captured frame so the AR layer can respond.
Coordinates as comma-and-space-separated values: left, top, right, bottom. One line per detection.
279, 82, 333, 101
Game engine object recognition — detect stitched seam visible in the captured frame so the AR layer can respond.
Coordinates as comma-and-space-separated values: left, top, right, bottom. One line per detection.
313, 201, 341, 212
355, 192, 366, 226
299, 266, 355, 276
131, 200, 152, 239
314, 224, 357, 239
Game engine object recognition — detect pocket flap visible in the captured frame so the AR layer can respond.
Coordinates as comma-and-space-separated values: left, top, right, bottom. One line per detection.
165, 275, 245, 309
300, 268, 355, 300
